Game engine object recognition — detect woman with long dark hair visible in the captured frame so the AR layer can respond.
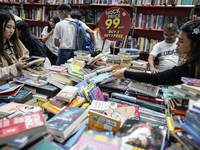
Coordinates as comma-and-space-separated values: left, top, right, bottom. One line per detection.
42, 16, 60, 65
0, 10, 30, 85
110, 19, 200, 85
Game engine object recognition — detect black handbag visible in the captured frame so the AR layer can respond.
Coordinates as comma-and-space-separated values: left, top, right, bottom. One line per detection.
91, 40, 105, 57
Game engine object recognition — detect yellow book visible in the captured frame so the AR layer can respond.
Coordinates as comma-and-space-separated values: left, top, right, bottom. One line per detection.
70, 64, 84, 76
42, 101, 66, 114
82, 83, 95, 102
88, 110, 121, 135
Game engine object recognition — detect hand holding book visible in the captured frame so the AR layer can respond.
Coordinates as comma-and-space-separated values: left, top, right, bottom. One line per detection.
15, 56, 31, 69
109, 69, 125, 79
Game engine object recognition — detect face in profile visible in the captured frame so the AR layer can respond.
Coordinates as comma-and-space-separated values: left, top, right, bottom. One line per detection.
59, 10, 65, 20
49, 18, 55, 29
176, 31, 191, 54
3, 20, 15, 41
163, 29, 177, 43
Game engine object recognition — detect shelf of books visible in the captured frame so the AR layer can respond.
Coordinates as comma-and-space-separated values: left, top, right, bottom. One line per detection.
1, 48, 200, 149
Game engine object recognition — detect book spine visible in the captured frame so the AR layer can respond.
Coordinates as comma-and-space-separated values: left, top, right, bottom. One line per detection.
185, 112, 200, 129
184, 118, 200, 137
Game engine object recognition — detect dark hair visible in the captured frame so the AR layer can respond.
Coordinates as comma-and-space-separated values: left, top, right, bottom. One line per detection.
16, 20, 31, 43
47, 16, 60, 33
57, 4, 72, 15
0, 10, 22, 65
164, 23, 178, 32
0, 5, 10, 11
71, 10, 82, 20
180, 19, 200, 78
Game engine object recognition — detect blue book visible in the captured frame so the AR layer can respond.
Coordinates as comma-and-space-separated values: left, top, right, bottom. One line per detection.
181, 123, 200, 142
33, 140, 68, 150
88, 72, 112, 84
64, 124, 87, 148
183, 119, 200, 139
75, 80, 88, 97
185, 112, 200, 129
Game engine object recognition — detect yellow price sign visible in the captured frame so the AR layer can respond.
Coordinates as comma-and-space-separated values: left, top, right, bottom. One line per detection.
105, 18, 121, 30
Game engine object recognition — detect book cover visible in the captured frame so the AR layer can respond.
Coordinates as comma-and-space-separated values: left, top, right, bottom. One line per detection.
14, 89, 33, 103
49, 96, 68, 108
128, 81, 159, 97
0, 102, 42, 116
69, 64, 84, 76
26, 55, 45, 66
47, 107, 88, 138
74, 80, 88, 97
42, 101, 66, 114
56, 85, 79, 102
13, 76, 47, 87
91, 87, 106, 101
46, 65, 67, 72
82, 83, 96, 102
0, 84, 23, 97
181, 77, 200, 87
67, 96, 86, 108
88, 110, 121, 135
181, 84, 200, 95
72, 131, 120, 150
88, 72, 112, 84
115, 119, 167, 150
51, 73, 75, 85
0, 112, 47, 145
36, 84, 60, 96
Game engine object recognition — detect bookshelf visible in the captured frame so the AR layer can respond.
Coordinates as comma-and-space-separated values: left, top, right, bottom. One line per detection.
131, 3, 195, 53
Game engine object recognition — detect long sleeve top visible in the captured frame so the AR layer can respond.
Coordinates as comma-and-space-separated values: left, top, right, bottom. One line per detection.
0, 40, 29, 86
124, 62, 196, 85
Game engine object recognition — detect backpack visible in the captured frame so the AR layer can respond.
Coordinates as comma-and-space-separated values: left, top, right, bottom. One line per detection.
65, 19, 94, 53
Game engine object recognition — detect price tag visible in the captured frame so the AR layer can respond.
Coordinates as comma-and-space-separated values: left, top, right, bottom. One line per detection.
99, 7, 131, 41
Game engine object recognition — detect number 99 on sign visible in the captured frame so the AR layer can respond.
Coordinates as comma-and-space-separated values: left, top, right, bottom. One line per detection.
105, 18, 121, 30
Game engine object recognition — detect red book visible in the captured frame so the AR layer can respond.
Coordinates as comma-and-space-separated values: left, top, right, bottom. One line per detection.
169, 99, 186, 116
0, 112, 47, 145
137, 95, 165, 105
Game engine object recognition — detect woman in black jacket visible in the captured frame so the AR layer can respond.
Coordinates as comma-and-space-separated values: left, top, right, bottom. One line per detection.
110, 19, 200, 85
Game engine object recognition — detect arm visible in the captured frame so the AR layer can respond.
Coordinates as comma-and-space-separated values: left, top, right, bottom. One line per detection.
31, 39, 46, 57
19, 40, 29, 58
86, 28, 95, 47
54, 39, 60, 47
110, 63, 191, 85
42, 29, 54, 43
148, 54, 159, 73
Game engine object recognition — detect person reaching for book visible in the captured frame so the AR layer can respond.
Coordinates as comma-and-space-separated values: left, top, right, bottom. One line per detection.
16, 20, 51, 68
148, 23, 179, 73
0, 10, 30, 85
110, 19, 200, 85
42, 16, 60, 65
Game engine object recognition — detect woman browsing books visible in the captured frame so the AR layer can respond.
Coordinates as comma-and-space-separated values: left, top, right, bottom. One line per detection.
42, 16, 60, 65
0, 10, 30, 85
110, 20, 200, 85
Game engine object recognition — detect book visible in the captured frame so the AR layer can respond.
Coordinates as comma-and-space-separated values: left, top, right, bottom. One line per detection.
56, 85, 79, 102
0, 112, 47, 145
23, 72, 40, 81
0, 102, 42, 116
46, 65, 67, 72
13, 89, 33, 103
74, 80, 88, 97
13, 76, 48, 87
91, 86, 106, 101
82, 83, 96, 102
47, 107, 88, 138
51, 73, 75, 85
26, 66, 49, 75
42, 101, 66, 114
33, 140, 66, 150
26, 55, 45, 66
115, 119, 167, 150
88, 110, 121, 135
181, 84, 200, 95
36, 84, 60, 96
46, 76, 65, 89
70, 64, 84, 75
128, 81, 159, 97
0, 84, 23, 97
72, 131, 120, 150
49, 96, 68, 108
67, 96, 86, 108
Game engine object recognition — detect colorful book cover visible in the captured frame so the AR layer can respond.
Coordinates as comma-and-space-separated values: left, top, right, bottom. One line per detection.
88, 72, 112, 84
56, 85, 79, 102
65, 63, 83, 79
0, 112, 46, 145
72, 131, 120, 150
82, 83, 96, 102
67, 96, 86, 108
70, 64, 84, 76
181, 77, 200, 87
88, 110, 121, 135
91, 87, 106, 101
0, 102, 42, 116
42, 101, 66, 114
49, 97, 68, 108
47, 107, 88, 138
106, 105, 140, 122
0, 84, 23, 97
115, 119, 167, 150
46, 65, 67, 72
74, 80, 88, 97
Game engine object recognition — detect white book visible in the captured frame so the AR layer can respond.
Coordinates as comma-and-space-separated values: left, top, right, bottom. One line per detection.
128, 81, 159, 97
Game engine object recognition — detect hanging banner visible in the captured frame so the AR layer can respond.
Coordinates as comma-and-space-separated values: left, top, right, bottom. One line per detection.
99, 7, 131, 41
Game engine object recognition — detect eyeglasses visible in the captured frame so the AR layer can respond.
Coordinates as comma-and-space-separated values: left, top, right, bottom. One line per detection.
163, 34, 176, 38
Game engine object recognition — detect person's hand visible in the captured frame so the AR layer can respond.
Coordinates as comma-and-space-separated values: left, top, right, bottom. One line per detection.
150, 67, 159, 73
15, 56, 31, 69
110, 70, 125, 79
